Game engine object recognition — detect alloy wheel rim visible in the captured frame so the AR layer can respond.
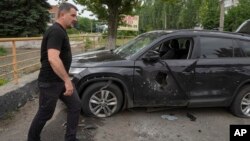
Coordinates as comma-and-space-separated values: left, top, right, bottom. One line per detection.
241, 93, 250, 117
89, 90, 118, 117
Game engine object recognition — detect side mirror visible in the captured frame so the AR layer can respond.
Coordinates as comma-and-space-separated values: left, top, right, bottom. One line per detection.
142, 50, 160, 62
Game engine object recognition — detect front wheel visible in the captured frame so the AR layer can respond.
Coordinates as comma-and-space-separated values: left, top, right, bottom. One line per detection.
231, 86, 250, 118
81, 82, 123, 118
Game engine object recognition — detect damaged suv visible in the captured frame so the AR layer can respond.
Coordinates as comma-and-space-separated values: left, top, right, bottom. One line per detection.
70, 21, 250, 118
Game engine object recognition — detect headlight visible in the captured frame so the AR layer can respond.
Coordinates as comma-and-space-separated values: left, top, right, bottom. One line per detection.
69, 68, 86, 75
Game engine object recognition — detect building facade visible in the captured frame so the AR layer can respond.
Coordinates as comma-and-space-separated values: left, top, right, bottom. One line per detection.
48, 5, 59, 26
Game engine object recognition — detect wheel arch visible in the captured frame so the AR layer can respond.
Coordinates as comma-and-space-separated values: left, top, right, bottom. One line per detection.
76, 73, 133, 110
231, 80, 250, 105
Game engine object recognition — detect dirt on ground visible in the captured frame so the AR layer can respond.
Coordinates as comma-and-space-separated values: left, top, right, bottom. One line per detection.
0, 97, 250, 141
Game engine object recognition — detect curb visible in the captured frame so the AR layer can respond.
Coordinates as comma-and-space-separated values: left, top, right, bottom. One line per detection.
0, 72, 39, 119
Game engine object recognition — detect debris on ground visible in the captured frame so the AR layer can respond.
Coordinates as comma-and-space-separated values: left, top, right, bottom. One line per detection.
78, 123, 85, 127
198, 130, 202, 133
62, 122, 67, 128
28, 97, 36, 101
161, 114, 178, 121
62, 121, 97, 130
146, 107, 174, 113
186, 113, 196, 121
83, 124, 98, 130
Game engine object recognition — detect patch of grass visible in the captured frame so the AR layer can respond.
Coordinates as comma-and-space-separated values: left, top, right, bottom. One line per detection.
85, 38, 93, 49
0, 111, 15, 120
0, 79, 8, 86
0, 47, 7, 56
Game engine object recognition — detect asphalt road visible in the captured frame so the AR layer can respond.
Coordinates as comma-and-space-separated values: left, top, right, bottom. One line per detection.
0, 97, 249, 141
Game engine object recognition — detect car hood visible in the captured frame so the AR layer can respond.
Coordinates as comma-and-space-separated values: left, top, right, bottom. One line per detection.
71, 50, 125, 67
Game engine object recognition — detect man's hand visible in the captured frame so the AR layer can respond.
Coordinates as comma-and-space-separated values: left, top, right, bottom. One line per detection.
64, 79, 74, 96
48, 48, 74, 96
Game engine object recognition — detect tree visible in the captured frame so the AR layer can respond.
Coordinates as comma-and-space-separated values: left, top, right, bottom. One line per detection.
77, 17, 95, 33
0, 0, 50, 37
177, 0, 203, 29
161, 0, 183, 29
137, 0, 184, 32
224, 0, 250, 31
137, 1, 164, 32
199, 0, 220, 30
74, 0, 141, 49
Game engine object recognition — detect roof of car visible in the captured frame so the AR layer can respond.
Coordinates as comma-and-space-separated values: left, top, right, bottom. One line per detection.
146, 29, 250, 40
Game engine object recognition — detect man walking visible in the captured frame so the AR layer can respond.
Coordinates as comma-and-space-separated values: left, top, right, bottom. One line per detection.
28, 3, 81, 141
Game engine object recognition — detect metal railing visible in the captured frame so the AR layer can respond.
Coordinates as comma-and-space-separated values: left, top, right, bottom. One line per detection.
0, 35, 134, 85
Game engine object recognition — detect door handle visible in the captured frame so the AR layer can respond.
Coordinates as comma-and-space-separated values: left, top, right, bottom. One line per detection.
135, 68, 142, 74
183, 70, 194, 74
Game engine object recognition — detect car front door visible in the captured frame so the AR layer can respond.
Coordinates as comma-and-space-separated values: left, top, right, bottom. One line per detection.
133, 37, 198, 106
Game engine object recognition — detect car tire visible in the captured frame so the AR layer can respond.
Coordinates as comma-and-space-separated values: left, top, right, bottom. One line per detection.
231, 86, 250, 118
81, 82, 123, 118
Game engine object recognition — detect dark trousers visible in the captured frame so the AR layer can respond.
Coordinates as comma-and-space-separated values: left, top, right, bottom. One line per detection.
28, 82, 81, 141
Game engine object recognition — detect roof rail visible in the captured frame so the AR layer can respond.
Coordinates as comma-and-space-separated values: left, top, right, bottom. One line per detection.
174, 29, 250, 37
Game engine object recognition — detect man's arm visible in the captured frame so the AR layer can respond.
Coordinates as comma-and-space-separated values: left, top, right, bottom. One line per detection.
48, 48, 73, 96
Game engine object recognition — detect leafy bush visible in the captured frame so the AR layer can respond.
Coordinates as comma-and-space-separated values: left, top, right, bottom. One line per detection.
0, 47, 7, 56
0, 79, 8, 86
102, 31, 137, 39
67, 28, 80, 34
85, 38, 92, 49
117, 30, 138, 37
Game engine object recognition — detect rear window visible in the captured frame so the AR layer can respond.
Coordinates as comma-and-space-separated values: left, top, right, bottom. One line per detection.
239, 40, 250, 57
200, 37, 241, 58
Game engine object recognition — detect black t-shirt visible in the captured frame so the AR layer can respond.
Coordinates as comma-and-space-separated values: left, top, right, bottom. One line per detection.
38, 22, 72, 82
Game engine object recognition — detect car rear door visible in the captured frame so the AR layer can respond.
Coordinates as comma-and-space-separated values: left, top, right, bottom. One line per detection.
189, 36, 244, 106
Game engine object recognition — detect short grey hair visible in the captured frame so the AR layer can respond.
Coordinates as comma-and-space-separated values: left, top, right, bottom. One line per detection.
58, 2, 78, 17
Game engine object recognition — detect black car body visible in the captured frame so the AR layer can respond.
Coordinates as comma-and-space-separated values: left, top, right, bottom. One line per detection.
70, 26, 250, 118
